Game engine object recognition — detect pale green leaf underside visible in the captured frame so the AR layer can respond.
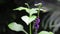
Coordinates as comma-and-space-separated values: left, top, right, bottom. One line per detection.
38, 31, 54, 34
8, 22, 24, 31
21, 15, 36, 25
13, 7, 37, 15
13, 7, 29, 11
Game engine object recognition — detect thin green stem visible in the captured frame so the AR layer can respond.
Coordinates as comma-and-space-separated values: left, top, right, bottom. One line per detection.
38, 6, 40, 17
29, 15, 32, 34
38, 3, 42, 17
25, 3, 32, 34
23, 30, 28, 34
30, 23, 32, 34
25, 3, 30, 8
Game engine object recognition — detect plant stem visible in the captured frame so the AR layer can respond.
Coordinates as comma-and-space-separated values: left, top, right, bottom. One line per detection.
25, 3, 30, 8
25, 3, 32, 34
23, 30, 28, 34
29, 12, 32, 34
30, 23, 32, 34
38, 3, 42, 17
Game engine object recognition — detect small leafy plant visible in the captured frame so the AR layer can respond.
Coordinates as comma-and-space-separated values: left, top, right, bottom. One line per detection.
8, 3, 54, 34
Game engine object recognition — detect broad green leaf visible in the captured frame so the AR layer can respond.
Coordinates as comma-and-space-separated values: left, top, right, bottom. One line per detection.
13, 7, 30, 12
38, 31, 54, 34
8, 22, 28, 34
8, 22, 24, 31
38, 31, 49, 34
21, 15, 36, 25
13, 7, 37, 15
13, 7, 28, 11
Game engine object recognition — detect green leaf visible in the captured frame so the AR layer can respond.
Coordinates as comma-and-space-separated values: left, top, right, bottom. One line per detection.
13, 7, 29, 12
8, 22, 28, 34
49, 32, 54, 34
13, 7, 37, 15
34, 3, 42, 6
8, 22, 24, 31
38, 31, 49, 34
13, 7, 30, 13
29, 8, 37, 15
21, 15, 36, 25
32, 8, 47, 13
38, 31, 54, 34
